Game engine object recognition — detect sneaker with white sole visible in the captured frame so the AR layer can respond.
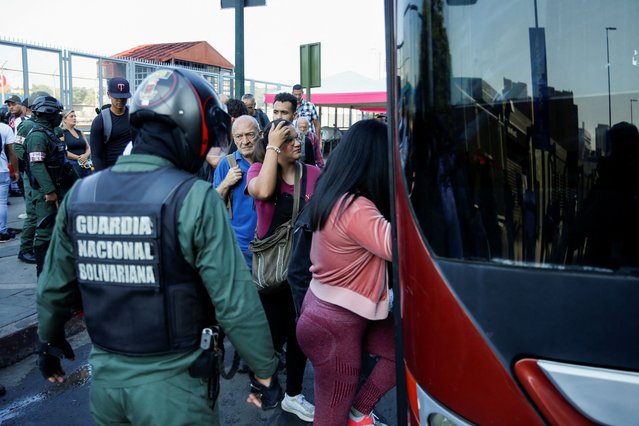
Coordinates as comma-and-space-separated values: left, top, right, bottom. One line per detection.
281, 393, 314, 422
347, 411, 388, 426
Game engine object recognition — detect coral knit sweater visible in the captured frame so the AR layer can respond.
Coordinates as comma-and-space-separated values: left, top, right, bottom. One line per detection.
309, 194, 392, 320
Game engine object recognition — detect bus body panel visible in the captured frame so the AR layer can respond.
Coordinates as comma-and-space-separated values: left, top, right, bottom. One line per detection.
395, 162, 543, 424
390, 0, 639, 422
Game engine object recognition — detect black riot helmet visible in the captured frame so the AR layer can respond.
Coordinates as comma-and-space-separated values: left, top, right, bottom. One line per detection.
27, 91, 51, 109
129, 68, 231, 172
31, 95, 64, 127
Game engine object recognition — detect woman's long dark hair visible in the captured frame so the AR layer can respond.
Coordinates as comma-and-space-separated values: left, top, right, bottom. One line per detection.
309, 119, 390, 230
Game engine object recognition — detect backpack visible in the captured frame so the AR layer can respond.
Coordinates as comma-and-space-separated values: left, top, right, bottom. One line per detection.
287, 205, 313, 317
99, 105, 129, 144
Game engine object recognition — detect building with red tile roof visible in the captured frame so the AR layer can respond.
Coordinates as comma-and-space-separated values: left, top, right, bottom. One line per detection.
114, 41, 234, 74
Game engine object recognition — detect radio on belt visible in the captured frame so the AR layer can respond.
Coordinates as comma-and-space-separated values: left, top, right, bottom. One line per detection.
200, 328, 214, 350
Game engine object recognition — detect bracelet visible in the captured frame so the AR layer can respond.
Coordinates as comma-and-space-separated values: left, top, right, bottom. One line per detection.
266, 145, 281, 154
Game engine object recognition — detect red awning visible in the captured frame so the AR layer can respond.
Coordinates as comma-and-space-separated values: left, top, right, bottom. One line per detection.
264, 91, 386, 112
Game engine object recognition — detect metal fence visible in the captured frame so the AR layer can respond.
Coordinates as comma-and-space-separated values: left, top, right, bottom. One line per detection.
0, 37, 291, 130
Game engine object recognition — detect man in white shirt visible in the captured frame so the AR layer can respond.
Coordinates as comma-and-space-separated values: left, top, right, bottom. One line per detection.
4, 95, 25, 132
0, 122, 17, 241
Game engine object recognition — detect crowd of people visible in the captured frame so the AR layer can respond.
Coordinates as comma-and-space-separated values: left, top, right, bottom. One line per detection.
1, 70, 395, 425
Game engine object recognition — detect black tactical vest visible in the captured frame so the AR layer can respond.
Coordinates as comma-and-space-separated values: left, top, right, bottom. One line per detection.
68, 166, 215, 356
26, 126, 77, 193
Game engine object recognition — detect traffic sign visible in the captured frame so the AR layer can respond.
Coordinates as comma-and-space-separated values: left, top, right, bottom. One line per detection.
300, 42, 321, 89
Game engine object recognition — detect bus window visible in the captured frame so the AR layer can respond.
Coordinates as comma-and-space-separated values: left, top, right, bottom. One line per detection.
398, 0, 639, 273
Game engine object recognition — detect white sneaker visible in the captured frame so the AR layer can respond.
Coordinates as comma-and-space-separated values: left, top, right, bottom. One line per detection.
18, 213, 27, 219
281, 393, 315, 422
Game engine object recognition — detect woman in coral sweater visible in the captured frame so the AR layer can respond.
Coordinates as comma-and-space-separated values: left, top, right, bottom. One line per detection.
296, 119, 394, 426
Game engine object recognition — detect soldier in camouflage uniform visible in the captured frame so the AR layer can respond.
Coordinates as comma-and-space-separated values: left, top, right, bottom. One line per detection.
23, 95, 77, 274
14, 91, 50, 264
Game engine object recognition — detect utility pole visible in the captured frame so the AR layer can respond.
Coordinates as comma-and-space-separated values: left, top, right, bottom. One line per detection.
234, 1, 244, 99
221, 0, 266, 99
606, 27, 617, 127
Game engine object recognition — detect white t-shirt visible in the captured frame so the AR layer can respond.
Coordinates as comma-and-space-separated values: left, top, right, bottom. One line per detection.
0, 122, 16, 173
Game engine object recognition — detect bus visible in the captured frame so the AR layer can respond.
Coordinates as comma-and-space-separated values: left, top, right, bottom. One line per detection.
387, 1, 639, 424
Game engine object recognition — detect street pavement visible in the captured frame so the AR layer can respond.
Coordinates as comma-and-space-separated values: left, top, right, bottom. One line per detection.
0, 330, 397, 425
0, 192, 398, 424
0, 194, 85, 369
0, 193, 42, 368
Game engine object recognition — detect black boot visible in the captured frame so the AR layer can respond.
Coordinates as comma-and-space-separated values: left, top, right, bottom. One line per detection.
34, 244, 49, 277
18, 250, 37, 264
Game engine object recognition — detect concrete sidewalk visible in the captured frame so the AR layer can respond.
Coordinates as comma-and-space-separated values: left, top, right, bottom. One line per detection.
0, 194, 83, 368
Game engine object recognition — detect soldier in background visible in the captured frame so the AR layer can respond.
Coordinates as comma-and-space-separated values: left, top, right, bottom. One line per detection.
14, 91, 50, 264
23, 95, 76, 274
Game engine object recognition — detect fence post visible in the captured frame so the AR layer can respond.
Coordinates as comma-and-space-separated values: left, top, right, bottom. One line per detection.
21, 45, 29, 98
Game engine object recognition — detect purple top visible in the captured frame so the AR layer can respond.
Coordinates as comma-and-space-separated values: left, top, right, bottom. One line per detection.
247, 162, 321, 238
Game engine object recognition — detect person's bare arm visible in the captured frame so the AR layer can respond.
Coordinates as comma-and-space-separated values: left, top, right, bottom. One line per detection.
248, 122, 289, 200
5, 144, 19, 182
313, 118, 321, 145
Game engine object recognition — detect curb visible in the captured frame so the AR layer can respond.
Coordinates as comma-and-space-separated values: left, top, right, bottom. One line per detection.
0, 315, 86, 368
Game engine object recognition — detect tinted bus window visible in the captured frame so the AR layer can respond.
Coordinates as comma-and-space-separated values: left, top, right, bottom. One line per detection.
398, 0, 639, 272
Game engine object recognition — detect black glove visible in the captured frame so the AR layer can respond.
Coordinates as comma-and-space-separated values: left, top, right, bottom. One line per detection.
249, 372, 283, 410
37, 338, 75, 381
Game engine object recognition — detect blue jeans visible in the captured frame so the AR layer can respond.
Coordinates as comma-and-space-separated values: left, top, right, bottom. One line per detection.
0, 171, 9, 234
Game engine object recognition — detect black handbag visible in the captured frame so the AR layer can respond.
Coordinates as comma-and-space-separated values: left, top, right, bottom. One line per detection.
249, 162, 303, 293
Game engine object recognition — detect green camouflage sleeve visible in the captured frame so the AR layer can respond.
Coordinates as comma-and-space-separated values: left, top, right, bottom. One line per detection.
25, 131, 57, 194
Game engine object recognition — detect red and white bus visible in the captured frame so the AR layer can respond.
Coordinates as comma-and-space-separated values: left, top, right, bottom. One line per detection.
386, 1, 639, 424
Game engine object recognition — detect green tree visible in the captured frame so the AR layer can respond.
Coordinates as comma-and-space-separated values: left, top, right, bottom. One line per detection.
72, 87, 96, 106
31, 83, 55, 97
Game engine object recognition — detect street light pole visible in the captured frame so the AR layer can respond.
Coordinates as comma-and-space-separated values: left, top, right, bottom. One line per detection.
606, 27, 617, 127
631, 98, 638, 124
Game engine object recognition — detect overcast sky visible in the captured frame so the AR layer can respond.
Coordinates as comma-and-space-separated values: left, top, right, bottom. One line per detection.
0, 0, 386, 86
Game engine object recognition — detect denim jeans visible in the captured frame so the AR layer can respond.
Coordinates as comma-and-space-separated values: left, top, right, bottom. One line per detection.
0, 171, 9, 234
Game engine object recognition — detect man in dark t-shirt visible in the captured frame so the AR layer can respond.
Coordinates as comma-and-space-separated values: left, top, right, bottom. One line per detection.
90, 77, 132, 171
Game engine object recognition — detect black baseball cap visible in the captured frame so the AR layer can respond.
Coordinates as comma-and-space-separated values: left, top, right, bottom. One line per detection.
4, 95, 21, 104
108, 77, 131, 99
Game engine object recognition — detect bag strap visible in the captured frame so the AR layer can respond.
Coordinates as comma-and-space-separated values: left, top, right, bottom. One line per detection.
299, 164, 308, 211
226, 153, 237, 168
292, 162, 302, 220
101, 108, 112, 144
225, 154, 238, 219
